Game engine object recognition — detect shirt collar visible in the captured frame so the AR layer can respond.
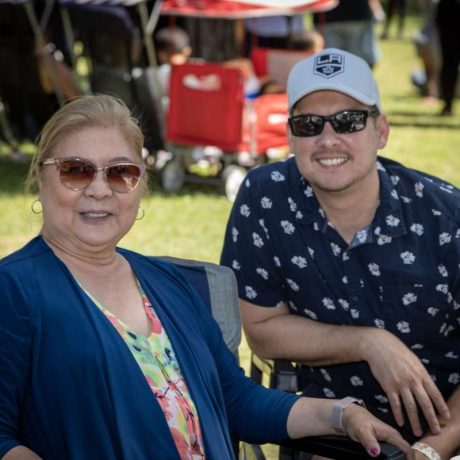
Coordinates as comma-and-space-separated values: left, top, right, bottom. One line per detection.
293, 159, 408, 239
371, 160, 407, 239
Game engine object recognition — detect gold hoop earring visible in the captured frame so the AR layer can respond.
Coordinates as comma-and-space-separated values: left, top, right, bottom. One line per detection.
136, 206, 145, 221
31, 199, 43, 214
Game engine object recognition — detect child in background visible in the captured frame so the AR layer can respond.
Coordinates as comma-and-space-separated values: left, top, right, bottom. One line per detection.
154, 27, 324, 100
155, 27, 263, 99
290, 29, 325, 53
154, 26, 192, 101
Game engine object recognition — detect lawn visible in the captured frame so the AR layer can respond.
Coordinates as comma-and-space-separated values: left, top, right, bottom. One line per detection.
1, 29, 459, 260
0, 17, 459, 458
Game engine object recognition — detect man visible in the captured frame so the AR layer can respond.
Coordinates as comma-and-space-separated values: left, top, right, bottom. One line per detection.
154, 26, 192, 104
243, 15, 306, 52
313, 0, 383, 69
221, 48, 460, 459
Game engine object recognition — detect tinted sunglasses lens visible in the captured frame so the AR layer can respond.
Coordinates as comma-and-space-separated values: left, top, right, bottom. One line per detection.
59, 159, 95, 190
331, 111, 367, 134
290, 115, 323, 137
106, 164, 143, 193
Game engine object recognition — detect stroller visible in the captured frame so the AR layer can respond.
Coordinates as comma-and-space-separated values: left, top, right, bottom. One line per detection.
58, 0, 165, 156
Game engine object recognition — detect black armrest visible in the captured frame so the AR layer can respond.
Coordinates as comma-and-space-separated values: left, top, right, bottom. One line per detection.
280, 436, 406, 460
250, 353, 406, 460
250, 353, 299, 393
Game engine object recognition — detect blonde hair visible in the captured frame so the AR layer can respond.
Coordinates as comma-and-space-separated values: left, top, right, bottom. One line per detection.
26, 94, 147, 192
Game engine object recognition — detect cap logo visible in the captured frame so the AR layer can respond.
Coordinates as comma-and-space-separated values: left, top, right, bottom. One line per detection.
313, 53, 344, 78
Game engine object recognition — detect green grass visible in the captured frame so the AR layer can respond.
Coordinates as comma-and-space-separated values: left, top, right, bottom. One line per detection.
373, 33, 460, 184
0, 18, 459, 458
2, 33, 458, 258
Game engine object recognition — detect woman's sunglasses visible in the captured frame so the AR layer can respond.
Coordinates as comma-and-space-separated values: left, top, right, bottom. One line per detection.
288, 108, 380, 137
39, 157, 145, 193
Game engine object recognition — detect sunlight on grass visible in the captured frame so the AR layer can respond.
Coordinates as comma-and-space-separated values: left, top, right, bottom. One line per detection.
121, 190, 232, 263
374, 30, 460, 186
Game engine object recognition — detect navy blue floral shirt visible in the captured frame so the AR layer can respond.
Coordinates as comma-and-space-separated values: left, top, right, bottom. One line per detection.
221, 156, 460, 423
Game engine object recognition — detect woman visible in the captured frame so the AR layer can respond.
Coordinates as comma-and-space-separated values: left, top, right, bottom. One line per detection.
0, 95, 413, 460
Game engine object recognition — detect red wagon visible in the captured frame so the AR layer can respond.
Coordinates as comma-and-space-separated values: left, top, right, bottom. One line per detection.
160, 61, 290, 200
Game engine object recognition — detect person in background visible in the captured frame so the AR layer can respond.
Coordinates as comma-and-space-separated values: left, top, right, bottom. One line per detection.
380, 0, 408, 39
290, 29, 325, 53
154, 26, 281, 101
243, 14, 306, 54
435, 0, 460, 116
154, 26, 192, 101
221, 48, 460, 460
411, 0, 440, 103
313, 0, 383, 69
0, 94, 413, 460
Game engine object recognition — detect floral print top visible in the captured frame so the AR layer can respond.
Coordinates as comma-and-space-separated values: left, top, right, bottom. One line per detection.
86, 283, 205, 459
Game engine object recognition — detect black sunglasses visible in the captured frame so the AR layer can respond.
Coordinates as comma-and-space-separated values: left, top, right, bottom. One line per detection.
39, 157, 145, 193
288, 108, 380, 137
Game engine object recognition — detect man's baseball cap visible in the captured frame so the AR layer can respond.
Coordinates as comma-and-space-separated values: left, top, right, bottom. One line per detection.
287, 48, 381, 113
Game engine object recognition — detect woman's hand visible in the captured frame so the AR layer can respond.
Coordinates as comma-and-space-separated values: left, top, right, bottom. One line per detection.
2, 446, 42, 459
342, 403, 415, 458
287, 397, 414, 458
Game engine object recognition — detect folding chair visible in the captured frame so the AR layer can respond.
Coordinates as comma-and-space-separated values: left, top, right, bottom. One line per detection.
250, 354, 406, 460
158, 256, 241, 356
158, 256, 406, 460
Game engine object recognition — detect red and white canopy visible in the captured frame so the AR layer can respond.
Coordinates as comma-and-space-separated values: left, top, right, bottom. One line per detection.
160, 0, 338, 18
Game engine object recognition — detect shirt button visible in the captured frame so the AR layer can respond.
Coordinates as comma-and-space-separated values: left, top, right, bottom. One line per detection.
352, 296, 359, 302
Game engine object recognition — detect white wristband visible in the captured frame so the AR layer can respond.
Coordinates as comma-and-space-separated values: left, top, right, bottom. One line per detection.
412, 442, 441, 460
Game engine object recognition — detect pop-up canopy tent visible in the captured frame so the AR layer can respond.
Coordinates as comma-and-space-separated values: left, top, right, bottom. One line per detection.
159, 0, 337, 18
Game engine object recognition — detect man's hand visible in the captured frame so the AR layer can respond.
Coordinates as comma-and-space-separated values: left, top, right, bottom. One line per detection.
413, 451, 438, 460
361, 329, 450, 436
341, 403, 414, 458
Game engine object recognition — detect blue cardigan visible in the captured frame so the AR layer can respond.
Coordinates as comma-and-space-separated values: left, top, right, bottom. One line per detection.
0, 237, 298, 460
